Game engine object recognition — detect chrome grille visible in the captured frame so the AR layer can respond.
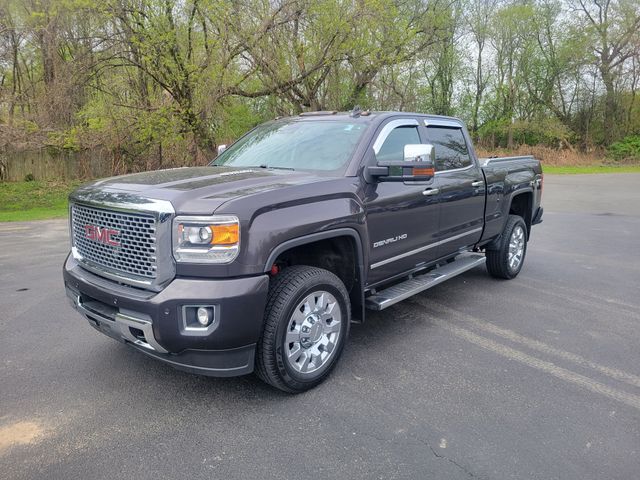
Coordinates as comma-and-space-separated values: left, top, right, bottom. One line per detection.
71, 204, 157, 279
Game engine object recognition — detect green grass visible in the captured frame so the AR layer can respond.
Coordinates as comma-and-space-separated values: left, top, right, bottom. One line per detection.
0, 181, 80, 222
1, 164, 639, 222
543, 164, 640, 174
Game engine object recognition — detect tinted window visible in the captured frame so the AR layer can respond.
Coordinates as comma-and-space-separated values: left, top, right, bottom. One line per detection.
213, 120, 368, 171
376, 126, 421, 163
426, 127, 472, 171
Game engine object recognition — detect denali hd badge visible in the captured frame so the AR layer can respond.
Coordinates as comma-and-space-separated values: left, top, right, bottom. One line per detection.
373, 234, 407, 248
84, 225, 121, 246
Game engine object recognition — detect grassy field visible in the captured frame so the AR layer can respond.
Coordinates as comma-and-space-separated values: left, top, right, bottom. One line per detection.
0, 181, 80, 222
1, 163, 639, 222
542, 165, 640, 174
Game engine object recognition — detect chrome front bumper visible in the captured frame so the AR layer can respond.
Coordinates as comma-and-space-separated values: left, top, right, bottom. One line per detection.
66, 285, 168, 353
64, 254, 269, 376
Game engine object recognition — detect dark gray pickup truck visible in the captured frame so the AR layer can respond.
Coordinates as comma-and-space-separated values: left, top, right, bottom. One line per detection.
64, 111, 543, 392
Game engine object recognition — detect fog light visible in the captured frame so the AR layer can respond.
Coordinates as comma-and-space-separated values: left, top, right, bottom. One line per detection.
197, 307, 212, 326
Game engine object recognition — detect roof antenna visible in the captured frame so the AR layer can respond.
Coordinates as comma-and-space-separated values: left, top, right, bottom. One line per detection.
350, 106, 362, 118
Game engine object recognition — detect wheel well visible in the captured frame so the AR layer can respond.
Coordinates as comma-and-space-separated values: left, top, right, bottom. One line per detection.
272, 237, 357, 291
270, 236, 363, 320
509, 192, 533, 237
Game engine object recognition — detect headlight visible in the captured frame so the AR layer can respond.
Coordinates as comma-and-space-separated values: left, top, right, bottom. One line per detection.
173, 215, 240, 263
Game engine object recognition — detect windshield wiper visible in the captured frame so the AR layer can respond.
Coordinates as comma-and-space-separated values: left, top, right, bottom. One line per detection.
258, 165, 295, 171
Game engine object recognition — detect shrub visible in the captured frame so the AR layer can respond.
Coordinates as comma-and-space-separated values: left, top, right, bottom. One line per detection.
477, 117, 572, 148
608, 136, 640, 161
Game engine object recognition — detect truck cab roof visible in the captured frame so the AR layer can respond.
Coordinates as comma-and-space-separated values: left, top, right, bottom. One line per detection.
289, 110, 465, 127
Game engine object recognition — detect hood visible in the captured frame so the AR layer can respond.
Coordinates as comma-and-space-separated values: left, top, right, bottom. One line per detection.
71, 166, 330, 215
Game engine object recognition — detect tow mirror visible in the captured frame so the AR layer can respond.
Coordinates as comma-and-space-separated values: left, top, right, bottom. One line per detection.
366, 144, 436, 182
403, 144, 435, 175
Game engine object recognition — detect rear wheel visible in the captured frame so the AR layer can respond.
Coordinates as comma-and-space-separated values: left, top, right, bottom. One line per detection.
255, 265, 350, 393
486, 215, 527, 279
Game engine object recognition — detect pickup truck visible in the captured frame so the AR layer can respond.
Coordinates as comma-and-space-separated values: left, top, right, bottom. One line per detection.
63, 110, 543, 392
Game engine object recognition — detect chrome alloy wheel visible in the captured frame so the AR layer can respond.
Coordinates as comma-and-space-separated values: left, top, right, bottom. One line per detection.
285, 291, 342, 375
508, 225, 525, 270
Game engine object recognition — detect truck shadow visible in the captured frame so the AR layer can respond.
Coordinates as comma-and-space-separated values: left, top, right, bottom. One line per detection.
88, 267, 491, 405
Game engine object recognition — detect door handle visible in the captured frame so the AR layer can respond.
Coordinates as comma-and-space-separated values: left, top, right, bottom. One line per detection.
471, 181, 484, 187
422, 188, 440, 196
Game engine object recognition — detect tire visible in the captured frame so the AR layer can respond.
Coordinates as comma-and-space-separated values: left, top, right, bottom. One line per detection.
486, 215, 528, 280
255, 265, 351, 393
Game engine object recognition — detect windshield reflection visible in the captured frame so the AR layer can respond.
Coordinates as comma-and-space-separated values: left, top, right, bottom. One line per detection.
212, 120, 368, 172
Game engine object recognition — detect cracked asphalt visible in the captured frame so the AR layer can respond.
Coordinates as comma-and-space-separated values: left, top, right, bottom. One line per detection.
1, 173, 639, 479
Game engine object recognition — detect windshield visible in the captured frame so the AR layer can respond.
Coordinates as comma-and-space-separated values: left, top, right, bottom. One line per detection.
212, 120, 368, 172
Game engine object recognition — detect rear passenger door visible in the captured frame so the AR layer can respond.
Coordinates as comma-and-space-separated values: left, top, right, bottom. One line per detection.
426, 123, 485, 255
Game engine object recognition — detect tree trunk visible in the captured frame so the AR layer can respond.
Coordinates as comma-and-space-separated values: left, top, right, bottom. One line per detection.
472, 45, 483, 136
39, 26, 56, 87
601, 67, 618, 145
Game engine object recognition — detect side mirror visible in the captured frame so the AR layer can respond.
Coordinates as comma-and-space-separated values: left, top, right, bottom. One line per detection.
404, 144, 435, 165
217, 144, 227, 155
366, 144, 436, 182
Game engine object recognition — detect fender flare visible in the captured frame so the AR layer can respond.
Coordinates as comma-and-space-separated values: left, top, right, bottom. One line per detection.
263, 228, 367, 322
487, 187, 534, 250
264, 228, 365, 274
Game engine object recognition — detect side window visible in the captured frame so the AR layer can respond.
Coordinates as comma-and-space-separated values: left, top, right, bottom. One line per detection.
376, 126, 421, 163
426, 126, 472, 171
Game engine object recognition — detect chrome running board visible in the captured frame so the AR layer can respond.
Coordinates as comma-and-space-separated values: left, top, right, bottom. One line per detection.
365, 253, 486, 311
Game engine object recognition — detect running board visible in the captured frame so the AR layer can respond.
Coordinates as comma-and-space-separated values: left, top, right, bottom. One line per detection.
365, 253, 486, 311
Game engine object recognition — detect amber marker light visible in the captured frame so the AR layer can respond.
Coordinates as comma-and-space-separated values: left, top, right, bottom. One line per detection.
211, 224, 240, 245
412, 167, 435, 176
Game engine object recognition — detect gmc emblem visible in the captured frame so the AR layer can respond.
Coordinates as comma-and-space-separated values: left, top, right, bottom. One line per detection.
84, 225, 121, 246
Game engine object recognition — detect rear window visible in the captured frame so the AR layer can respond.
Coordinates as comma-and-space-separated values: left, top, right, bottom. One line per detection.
426, 127, 472, 171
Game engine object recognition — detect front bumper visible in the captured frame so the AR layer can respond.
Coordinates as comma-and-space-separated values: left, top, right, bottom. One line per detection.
63, 254, 269, 377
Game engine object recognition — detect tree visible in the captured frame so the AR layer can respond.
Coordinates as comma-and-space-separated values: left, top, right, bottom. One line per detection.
571, 0, 640, 144
463, 0, 498, 135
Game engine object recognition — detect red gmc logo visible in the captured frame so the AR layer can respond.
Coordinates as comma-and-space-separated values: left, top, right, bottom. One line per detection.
84, 225, 121, 246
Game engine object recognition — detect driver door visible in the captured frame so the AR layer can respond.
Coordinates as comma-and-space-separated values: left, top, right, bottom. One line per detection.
363, 118, 442, 286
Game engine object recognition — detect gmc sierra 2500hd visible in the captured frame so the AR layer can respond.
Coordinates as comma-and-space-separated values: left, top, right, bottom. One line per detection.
64, 110, 543, 392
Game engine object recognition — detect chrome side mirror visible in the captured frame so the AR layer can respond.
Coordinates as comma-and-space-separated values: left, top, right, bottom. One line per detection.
217, 144, 227, 155
366, 144, 436, 182
403, 144, 435, 165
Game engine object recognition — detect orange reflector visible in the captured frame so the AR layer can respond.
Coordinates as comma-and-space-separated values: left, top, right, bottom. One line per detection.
412, 167, 435, 176
211, 224, 239, 245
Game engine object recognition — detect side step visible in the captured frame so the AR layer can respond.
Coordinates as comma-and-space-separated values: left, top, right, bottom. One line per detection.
365, 253, 486, 311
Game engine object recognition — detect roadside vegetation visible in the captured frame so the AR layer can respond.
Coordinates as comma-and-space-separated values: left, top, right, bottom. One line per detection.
1, 0, 639, 178
543, 165, 640, 174
0, 0, 639, 220
0, 180, 79, 222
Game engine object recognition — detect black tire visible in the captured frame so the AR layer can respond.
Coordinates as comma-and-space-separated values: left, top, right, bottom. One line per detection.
486, 215, 528, 279
255, 265, 350, 393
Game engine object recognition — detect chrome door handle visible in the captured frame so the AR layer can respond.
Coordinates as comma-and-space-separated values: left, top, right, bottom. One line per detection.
422, 188, 440, 196
471, 181, 484, 187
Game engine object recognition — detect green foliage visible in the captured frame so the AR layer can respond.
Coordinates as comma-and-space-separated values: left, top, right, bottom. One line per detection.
608, 136, 640, 161
0, 180, 79, 222
544, 165, 640, 174
46, 128, 82, 151
0, 0, 639, 176
478, 118, 572, 148
214, 101, 264, 144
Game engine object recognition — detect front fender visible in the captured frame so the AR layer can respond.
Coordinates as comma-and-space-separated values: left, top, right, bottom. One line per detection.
247, 197, 366, 271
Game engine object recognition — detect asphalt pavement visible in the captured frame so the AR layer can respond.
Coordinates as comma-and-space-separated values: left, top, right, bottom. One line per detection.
1, 173, 639, 479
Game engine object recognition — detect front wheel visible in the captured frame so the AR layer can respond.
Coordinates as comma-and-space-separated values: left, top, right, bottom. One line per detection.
486, 215, 528, 279
255, 266, 350, 393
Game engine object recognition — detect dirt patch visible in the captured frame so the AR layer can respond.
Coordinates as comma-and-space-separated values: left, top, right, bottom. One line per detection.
0, 421, 46, 453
